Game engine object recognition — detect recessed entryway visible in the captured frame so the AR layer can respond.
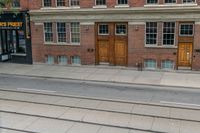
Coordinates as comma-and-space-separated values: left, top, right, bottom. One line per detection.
95, 22, 128, 66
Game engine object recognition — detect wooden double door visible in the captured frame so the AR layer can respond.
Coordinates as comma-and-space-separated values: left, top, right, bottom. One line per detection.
178, 42, 193, 67
96, 23, 128, 66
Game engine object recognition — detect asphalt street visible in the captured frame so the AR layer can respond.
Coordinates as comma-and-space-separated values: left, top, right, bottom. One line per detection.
0, 74, 200, 106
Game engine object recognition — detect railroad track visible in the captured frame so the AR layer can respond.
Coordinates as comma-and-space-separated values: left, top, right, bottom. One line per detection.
0, 88, 200, 133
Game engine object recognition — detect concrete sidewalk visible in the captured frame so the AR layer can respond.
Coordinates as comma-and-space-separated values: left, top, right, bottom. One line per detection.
0, 63, 200, 89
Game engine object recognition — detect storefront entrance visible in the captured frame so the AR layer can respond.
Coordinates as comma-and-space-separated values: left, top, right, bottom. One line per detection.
0, 12, 32, 64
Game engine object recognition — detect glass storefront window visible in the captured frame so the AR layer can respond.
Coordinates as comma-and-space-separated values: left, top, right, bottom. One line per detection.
17, 30, 26, 54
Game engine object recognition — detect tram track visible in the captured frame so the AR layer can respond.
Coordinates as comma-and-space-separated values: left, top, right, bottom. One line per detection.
0, 88, 200, 132
0, 88, 200, 122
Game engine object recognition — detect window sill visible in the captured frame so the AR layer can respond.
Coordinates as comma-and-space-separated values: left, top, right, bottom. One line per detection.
144, 3, 197, 7
11, 53, 26, 56
115, 5, 130, 8
145, 45, 177, 48
93, 5, 107, 9
41, 6, 80, 10
44, 43, 80, 46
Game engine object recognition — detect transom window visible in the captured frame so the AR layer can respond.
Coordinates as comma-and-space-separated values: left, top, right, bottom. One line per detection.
163, 22, 175, 45
146, 22, 157, 45
147, 0, 158, 4
165, 0, 176, 3
70, 0, 80, 6
57, 22, 66, 42
179, 24, 193, 36
44, 22, 53, 42
57, 0, 65, 6
144, 59, 157, 69
162, 60, 174, 69
96, 0, 106, 5
116, 24, 127, 35
98, 24, 109, 35
183, 0, 195, 3
43, 0, 51, 7
71, 22, 80, 43
118, 0, 128, 4
12, 0, 20, 7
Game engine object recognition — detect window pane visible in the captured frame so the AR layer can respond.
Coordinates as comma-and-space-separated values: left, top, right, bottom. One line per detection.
44, 0, 51, 7
70, 0, 80, 6
180, 24, 193, 36
116, 24, 127, 35
118, 0, 128, 4
71, 22, 80, 43
163, 22, 175, 45
96, 0, 106, 5
57, 22, 66, 42
144, 59, 156, 69
165, 0, 176, 3
162, 60, 174, 69
147, 0, 158, 4
46, 55, 54, 64
58, 56, 68, 65
146, 22, 157, 45
99, 24, 109, 35
183, 0, 195, 3
72, 56, 81, 64
44, 22, 53, 42
57, 0, 65, 6
12, 0, 20, 7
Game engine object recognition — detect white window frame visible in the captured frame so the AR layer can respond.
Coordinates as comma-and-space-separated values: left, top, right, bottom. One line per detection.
162, 22, 176, 46
117, 0, 128, 5
161, 60, 175, 70
115, 24, 127, 35
46, 55, 54, 64
182, 0, 196, 3
164, 0, 177, 4
70, 22, 80, 44
56, 22, 67, 43
144, 59, 157, 70
56, 0, 65, 7
44, 22, 53, 43
71, 56, 81, 65
146, 0, 158, 4
69, 0, 80, 7
145, 22, 158, 46
98, 24, 109, 35
95, 0, 106, 5
43, 0, 52, 7
179, 23, 194, 36
58, 55, 68, 65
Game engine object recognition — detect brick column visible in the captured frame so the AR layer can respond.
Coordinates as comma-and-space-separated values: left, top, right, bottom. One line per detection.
80, 22, 95, 65
192, 22, 200, 70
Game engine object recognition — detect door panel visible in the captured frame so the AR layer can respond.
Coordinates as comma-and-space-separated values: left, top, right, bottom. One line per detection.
98, 40, 109, 63
96, 23, 128, 66
115, 40, 126, 66
178, 43, 192, 67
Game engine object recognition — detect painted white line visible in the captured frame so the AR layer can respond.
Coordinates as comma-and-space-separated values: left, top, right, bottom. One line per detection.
160, 101, 200, 107
17, 88, 56, 93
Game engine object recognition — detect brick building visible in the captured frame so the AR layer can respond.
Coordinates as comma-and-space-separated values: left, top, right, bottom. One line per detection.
3, 0, 200, 70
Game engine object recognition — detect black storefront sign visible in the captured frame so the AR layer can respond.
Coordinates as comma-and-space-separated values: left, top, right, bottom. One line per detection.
0, 11, 32, 64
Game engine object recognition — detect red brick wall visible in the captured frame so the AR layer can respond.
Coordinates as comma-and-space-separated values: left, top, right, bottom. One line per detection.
31, 22, 45, 62
192, 24, 200, 70
31, 22, 95, 65
128, 23, 177, 69
80, 25, 95, 65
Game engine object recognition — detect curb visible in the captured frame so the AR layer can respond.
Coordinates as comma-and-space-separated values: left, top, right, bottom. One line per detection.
0, 72, 200, 91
